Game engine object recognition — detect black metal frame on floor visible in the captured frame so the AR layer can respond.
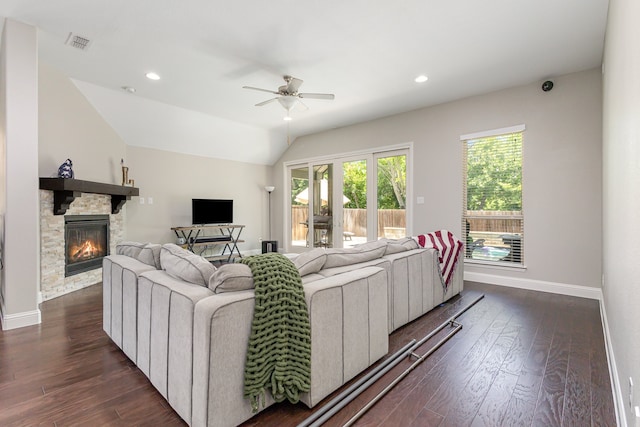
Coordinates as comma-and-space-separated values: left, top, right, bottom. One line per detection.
297, 294, 486, 427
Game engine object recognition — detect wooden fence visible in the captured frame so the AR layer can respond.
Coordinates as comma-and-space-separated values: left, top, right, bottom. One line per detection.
291, 206, 406, 241
291, 207, 521, 242
465, 211, 522, 234
465, 211, 523, 248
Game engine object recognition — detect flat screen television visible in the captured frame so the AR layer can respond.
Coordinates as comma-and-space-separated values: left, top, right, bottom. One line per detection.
192, 199, 233, 225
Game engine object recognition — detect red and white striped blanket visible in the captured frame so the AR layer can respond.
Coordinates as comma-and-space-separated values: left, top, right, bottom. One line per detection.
413, 230, 463, 292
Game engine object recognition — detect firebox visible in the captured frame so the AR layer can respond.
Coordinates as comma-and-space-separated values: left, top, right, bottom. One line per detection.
64, 215, 110, 277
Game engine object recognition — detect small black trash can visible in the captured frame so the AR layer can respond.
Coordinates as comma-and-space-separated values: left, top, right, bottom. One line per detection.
261, 240, 278, 254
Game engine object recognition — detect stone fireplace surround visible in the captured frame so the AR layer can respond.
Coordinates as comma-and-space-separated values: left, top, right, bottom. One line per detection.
40, 191, 123, 301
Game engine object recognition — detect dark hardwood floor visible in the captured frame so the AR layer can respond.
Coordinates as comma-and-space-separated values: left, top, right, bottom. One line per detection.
0, 281, 616, 426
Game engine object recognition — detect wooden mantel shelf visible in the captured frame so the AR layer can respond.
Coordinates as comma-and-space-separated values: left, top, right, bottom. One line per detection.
39, 178, 139, 215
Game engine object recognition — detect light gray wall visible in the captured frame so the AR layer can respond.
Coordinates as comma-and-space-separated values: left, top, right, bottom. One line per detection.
124, 145, 272, 253
602, 0, 640, 424
274, 68, 602, 290
0, 19, 40, 327
0, 21, 5, 305
38, 61, 125, 184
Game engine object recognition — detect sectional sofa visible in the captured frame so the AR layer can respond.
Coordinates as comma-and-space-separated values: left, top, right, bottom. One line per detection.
102, 237, 463, 427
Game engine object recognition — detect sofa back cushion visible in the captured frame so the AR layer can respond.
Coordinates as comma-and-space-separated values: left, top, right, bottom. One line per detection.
324, 240, 387, 269
136, 243, 162, 269
379, 237, 419, 255
160, 244, 217, 286
294, 248, 327, 276
116, 241, 146, 258
209, 263, 254, 293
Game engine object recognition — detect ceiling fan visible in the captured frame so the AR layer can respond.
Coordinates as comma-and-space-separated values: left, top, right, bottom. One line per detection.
243, 75, 335, 116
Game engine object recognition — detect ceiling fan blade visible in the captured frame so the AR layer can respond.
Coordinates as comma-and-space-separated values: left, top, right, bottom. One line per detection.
255, 98, 279, 106
298, 92, 335, 100
285, 76, 304, 93
243, 86, 279, 95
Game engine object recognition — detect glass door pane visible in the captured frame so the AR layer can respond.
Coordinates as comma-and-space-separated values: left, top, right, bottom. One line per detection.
290, 166, 309, 248
377, 154, 407, 239
310, 164, 333, 248
342, 159, 367, 248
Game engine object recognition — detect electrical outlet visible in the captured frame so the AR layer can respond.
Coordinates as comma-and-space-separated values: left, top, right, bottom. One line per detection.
630, 377, 634, 409
148, 197, 153, 205
139, 197, 145, 205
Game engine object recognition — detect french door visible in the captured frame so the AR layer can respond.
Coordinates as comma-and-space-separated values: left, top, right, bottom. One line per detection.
286, 148, 409, 253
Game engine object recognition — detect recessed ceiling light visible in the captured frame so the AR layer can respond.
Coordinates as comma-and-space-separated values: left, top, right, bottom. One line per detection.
121, 86, 136, 93
415, 75, 429, 83
283, 115, 293, 121
145, 72, 161, 81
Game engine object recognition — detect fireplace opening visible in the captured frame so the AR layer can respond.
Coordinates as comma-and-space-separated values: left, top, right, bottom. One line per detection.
65, 215, 110, 276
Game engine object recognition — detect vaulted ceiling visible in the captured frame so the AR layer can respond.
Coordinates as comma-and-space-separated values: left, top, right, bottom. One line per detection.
0, 0, 609, 165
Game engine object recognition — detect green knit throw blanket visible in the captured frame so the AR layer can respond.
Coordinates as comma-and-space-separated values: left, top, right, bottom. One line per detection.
240, 253, 311, 412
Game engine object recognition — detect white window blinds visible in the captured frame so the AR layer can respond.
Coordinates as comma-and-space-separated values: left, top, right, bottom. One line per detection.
462, 126, 524, 265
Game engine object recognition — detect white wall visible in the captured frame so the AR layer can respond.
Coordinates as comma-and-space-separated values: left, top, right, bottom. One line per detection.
124, 145, 272, 253
0, 19, 40, 329
38, 61, 125, 184
274, 68, 603, 291
602, 0, 640, 424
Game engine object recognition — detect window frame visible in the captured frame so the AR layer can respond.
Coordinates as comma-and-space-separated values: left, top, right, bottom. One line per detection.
283, 143, 412, 253
461, 125, 525, 268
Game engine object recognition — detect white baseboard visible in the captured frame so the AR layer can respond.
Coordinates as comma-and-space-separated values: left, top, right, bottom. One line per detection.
464, 271, 603, 300
600, 300, 626, 427
1, 308, 41, 330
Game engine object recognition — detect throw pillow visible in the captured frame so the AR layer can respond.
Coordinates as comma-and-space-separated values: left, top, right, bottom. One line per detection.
324, 239, 387, 268
136, 243, 162, 269
160, 243, 217, 286
209, 263, 254, 293
116, 241, 146, 258
397, 236, 419, 250
378, 237, 416, 255
293, 248, 327, 276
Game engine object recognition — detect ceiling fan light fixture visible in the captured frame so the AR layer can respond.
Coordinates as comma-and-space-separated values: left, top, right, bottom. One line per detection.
415, 75, 429, 83
278, 96, 298, 111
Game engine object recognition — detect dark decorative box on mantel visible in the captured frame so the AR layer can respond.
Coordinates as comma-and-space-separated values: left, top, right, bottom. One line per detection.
39, 178, 139, 215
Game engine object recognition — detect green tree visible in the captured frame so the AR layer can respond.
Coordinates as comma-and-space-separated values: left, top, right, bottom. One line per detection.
343, 160, 367, 208
377, 156, 406, 209
291, 177, 308, 206
466, 133, 522, 211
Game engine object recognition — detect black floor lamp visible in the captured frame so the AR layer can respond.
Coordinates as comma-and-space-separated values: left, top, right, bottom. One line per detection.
262, 186, 277, 253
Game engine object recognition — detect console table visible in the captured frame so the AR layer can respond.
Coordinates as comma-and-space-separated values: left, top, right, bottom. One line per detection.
171, 224, 245, 262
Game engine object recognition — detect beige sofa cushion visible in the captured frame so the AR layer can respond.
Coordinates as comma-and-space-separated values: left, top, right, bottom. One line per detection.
324, 240, 387, 269
136, 243, 162, 269
209, 263, 254, 293
160, 244, 217, 286
116, 241, 146, 258
294, 248, 327, 276
379, 237, 419, 254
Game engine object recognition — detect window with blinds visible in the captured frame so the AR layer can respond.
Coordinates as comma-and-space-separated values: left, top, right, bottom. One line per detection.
462, 125, 524, 266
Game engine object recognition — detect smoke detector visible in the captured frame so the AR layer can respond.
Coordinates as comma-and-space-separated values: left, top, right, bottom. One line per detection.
65, 33, 92, 51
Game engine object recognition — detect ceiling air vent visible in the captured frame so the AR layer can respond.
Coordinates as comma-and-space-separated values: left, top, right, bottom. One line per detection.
65, 33, 92, 51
